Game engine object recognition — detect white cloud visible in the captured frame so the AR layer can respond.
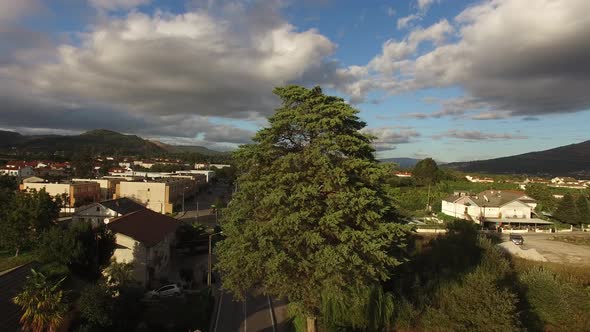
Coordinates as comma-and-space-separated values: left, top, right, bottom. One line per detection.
434, 130, 527, 141
362, 127, 420, 151
0, 0, 42, 24
89, 0, 151, 11
397, 14, 420, 29
387, 7, 396, 17
417, 0, 438, 13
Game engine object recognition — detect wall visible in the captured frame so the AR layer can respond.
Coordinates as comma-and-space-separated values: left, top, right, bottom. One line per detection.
116, 182, 168, 213
72, 204, 119, 227
499, 201, 531, 219
112, 234, 149, 287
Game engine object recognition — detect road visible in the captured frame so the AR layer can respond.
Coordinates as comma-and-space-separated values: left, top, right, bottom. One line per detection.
178, 182, 233, 224
213, 291, 288, 332
501, 232, 590, 266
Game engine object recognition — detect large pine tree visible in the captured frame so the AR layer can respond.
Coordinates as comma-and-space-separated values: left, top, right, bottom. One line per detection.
553, 193, 579, 225
216, 86, 408, 330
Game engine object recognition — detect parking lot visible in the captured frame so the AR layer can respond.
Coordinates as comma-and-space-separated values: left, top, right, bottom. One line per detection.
502, 232, 590, 266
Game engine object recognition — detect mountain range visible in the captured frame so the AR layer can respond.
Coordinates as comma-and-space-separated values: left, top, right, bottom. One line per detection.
0, 129, 226, 157
444, 140, 590, 177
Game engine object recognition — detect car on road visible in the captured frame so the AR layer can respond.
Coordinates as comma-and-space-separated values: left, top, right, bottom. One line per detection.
145, 284, 183, 298
509, 234, 524, 245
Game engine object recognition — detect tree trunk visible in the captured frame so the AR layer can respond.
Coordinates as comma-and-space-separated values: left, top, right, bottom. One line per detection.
14, 247, 19, 257
306, 316, 316, 332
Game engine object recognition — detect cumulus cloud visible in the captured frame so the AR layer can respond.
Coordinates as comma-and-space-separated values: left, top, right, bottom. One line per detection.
417, 0, 438, 13
362, 127, 420, 151
386, 7, 396, 17
89, 0, 151, 11
0, 1, 345, 146
434, 130, 528, 141
352, 0, 590, 119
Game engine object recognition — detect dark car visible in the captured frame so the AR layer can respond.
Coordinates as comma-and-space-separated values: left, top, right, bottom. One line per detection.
509, 234, 524, 245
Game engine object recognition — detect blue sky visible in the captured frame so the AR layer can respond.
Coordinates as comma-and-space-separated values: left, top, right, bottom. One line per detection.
1, 0, 589, 162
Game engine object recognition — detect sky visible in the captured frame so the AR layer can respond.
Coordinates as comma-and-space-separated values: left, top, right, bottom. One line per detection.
1, 0, 589, 162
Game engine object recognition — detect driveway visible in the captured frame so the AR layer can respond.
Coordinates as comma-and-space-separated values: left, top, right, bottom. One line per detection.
503, 232, 590, 266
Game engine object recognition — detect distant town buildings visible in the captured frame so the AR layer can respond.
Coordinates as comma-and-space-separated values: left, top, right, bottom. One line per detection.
20, 181, 101, 208
465, 175, 494, 183
195, 163, 231, 169
394, 171, 412, 178
114, 177, 198, 214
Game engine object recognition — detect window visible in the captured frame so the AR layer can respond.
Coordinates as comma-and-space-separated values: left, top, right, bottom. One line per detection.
96, 207, 100, 212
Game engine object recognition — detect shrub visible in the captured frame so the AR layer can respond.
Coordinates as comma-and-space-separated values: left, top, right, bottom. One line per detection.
78, 283, 114, 328
519, 267, 590, 330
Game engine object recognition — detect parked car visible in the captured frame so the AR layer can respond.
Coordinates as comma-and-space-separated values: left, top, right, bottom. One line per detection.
146, 284, 182, 298
509, 234, 524, 245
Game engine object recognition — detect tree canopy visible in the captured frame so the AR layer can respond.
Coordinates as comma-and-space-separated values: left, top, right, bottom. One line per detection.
216, 86, 409, 325
553, 193, 578, 224
413, 158, 440, 186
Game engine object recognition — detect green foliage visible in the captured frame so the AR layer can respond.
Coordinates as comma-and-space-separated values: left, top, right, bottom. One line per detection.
576, 194, 590, 225
0, 174, 17, 190
104, 260, 135, 289
554, 193, 579, 224
518, 267, 590, 330
525, 183, 557, 212
321, 285, 396, 331
413, 158, 440, 186
72, 152, 95, 178
12, 269, 69, 332
37, 222, 115, 279
149, 163, 190, 172
78, 283, 114, 328
216, 86, 409, 318
0, 189, 60, 256
175, 222, 207, 243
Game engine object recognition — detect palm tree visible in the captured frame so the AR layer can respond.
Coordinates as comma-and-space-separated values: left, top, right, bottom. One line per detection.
13, 269, 68, 332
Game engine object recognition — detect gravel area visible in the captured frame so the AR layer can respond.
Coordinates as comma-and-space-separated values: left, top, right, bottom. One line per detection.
499, 232, 590, 266
497, 242, 548, 262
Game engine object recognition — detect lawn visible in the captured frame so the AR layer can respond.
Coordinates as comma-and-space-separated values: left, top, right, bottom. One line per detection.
138, 290, 213, 331
0, 250, 38, 273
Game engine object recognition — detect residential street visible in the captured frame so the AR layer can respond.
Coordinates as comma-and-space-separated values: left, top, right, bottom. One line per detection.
213, 291, 289, 332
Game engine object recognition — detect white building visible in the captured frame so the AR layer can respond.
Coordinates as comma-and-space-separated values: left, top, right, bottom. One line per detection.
72, 197, 146, 227
195, 163, 231, 170
441, 190, 539, 224
0, 165, 34, 178
465, 175, 494, 183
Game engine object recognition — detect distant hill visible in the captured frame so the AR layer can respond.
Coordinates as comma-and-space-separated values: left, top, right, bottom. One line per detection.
0, 129, 226, 157
445, 140, 590, 177
379, 157, 422, 168
149, 140, 227, 156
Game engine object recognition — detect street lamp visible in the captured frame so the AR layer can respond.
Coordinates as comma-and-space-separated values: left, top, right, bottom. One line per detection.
181, 186, 190, 213
208, 231, 223, 287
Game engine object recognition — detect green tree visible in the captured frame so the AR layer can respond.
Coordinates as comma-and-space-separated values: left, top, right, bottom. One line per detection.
104, 260, 135, 289
413, 158, 440, 186
215, 86, 409, 330
78, 283, 114, 328
575, 194, 590, 225
553, 193, 579, 224
13, 269, 69, 332
525, 183, 556, 212
72, 152, 94, 178
0, 189, 59, 256
37, 222, 115, 279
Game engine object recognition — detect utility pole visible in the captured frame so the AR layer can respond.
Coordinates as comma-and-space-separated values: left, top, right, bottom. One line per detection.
426, 183, 431, 213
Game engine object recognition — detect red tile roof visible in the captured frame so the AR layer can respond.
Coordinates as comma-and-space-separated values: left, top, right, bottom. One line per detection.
107, 209, 180, 247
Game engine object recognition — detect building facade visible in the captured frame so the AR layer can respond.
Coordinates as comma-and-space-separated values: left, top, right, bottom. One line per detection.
114, 178, 197, 214
20, 182, 101, 207
441, 190, 538, 223
72, 178, 122, 200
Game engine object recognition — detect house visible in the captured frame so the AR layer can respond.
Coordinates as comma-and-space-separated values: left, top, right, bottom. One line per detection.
72, 197, 146, 227
465, 175, 494, 183
20, 182, 101, 207
107, 209, 180, 287
441, 190, 541, 225
114, 177, 198, 213
394, 171, 412, 178
195, 163, 231, 170
22, 176, 45, 183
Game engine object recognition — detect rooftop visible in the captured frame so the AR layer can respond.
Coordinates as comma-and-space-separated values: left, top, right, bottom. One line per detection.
108, 209, 180, 247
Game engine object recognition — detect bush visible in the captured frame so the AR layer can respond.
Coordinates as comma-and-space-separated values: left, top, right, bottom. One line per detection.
519, 267, 590, 330
78, 283, 114, 328
419, 239, 521, 332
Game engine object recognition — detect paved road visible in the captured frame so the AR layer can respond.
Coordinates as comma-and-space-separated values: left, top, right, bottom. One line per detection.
213, 291, 289, 332
178, 182, 233, 223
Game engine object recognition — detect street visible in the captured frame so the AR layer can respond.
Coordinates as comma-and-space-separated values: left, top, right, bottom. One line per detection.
213, 291, 288, 332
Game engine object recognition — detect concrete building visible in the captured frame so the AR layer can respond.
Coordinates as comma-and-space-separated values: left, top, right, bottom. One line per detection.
441, 190, 539, 224
72, 197, 146, 227
465, 175, 494, 183
195, 163, 231, 169
72, 178, 122, 200
176, 170, 215, 183
20, 182, 101, 207
114, 178, 198, 214
107, 209, 179, 287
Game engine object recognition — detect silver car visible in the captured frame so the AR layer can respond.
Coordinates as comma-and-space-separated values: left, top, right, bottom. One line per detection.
146, 284, 182, 298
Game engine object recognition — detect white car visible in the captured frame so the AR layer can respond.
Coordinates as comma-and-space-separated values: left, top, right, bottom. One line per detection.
146, 284, 182, 298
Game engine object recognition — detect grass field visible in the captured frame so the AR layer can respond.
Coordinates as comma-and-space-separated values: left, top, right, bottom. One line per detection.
0, 250, 38, 273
